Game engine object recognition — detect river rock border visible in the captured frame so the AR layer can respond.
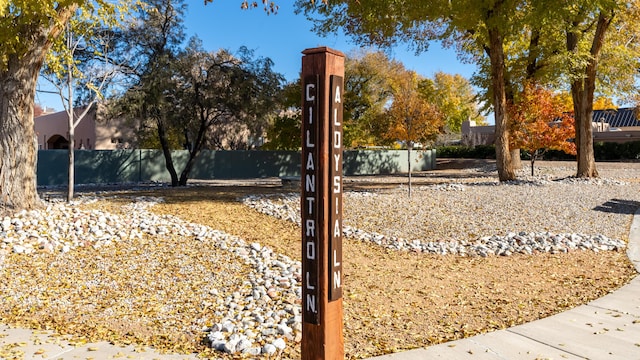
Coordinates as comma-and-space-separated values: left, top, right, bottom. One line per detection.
241, 192, 627, 257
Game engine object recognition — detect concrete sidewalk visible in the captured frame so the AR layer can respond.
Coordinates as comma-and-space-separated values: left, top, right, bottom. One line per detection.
0, 326, 198, 360
2, 212, 640, 360
368, 277, 640, 360
369, 209, 640, 360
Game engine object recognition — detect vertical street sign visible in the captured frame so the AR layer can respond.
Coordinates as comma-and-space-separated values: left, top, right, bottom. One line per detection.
329, 75, 343, 301
302, 73, 320, 325
301, 47, 345, 360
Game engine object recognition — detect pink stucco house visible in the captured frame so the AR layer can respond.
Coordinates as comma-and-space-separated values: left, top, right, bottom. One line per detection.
34, 107, 132, 150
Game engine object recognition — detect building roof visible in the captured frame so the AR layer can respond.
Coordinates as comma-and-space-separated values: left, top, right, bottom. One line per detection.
593, 107, 640, 127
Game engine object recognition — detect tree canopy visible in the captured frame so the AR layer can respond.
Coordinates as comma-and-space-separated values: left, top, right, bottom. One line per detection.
112, 0, 284, 186
419, 71, 484, 133
342, 51, 476, 148
295, 0, 640, 180
343, 50, 406, 147
263, 80, 301, 150
384, 71, 443, 148
0, 1, 131, 210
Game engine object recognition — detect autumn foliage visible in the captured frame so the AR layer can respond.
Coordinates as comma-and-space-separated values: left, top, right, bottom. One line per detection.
384, 71, 444, 196
384, 72, 444, 147
509, 83, 576, 176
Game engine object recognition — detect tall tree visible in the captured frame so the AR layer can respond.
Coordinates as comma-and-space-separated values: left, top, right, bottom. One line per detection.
540, 0, 639, 177
0, 1, 129, 210
41, 8, 124, 201
117, 0, 284, 186
0, 0, 276, 210
343, 50, 406, 147
295, 0, 520, 181
171, 40, 284, 185
384, 71, 443, 197
565, 8, 614, 178
0, 2, 78, 210
419, 71, 484, 133
114, 0, 187, 186
468, 1, 568, 170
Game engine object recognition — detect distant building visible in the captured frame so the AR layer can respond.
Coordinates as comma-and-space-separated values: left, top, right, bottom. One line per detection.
34, 106, 134, 150
35, 106, 271, 151
461, 120, 495, 146
462, 107, 640, 146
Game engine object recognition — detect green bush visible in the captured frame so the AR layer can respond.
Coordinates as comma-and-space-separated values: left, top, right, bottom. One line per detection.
438, 141, 640, 161
436, 145, 496, 159
594, 141, 640, 160
544, 149, 576, 161
624, 141, 640, 160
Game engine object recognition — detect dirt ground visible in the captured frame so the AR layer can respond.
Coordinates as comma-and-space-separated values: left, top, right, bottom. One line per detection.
0, 159, 637, 359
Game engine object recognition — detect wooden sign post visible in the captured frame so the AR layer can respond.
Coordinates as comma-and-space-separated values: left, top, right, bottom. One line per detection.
301, 47, 345, 360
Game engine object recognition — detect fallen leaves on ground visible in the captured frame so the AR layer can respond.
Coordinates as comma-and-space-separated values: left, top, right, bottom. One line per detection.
0, 184, 636, 359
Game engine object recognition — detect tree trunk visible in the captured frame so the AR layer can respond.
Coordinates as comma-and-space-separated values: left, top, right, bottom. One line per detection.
530, 157, 535, 176
566, 12, 612, 178
179, 107, 210, 186
0, 5, 75, 211
178, 138, 203, 186
0, 56, 46, 211
179, 138, 202, 186
68, 132, 74, 201
487, 27, 515, 181
178, 153, 197, 186
511, 148, 522, 170
407, 144, 412, 198
67, 61, 75, 202
572, 87, 598, 178
156, 118, 179, 186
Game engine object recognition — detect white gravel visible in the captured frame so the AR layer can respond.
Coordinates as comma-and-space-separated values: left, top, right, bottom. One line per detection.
243, 163, 640, 257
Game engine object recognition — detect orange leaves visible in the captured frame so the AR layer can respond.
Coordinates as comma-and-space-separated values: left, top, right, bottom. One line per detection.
508, 83, 576, 158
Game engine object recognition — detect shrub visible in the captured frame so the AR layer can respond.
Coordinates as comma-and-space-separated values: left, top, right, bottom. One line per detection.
439, 141, 640, 161
436, 145, 496, 159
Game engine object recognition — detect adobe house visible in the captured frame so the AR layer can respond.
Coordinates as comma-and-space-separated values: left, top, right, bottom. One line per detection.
34, 106, 132, 150
462, 107, 640, 146
34, 106, 261, 151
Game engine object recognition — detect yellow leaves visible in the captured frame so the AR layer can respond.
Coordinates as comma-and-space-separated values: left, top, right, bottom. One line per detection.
0, 342, 25, 360
0, 187, 636, 360
593, 97, 617, 111
0, 0, 7, 16
0, 200, 251, 355
384, 72, 444, 145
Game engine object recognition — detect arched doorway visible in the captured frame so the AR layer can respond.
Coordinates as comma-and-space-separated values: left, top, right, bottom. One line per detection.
47, 134, 69, 149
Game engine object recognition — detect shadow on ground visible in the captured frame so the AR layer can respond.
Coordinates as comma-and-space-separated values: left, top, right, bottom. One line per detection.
593, 199, 640, 215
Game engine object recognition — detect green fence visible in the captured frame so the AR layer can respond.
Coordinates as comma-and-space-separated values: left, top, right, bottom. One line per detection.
37, 149, 437, 186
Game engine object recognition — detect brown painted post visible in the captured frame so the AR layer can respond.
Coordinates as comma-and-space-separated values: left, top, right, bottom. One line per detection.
301, 47, 345, 360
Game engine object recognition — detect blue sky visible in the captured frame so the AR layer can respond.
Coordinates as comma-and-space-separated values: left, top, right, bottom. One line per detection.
185, 1, 476, 82
36, 1, 478, 112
